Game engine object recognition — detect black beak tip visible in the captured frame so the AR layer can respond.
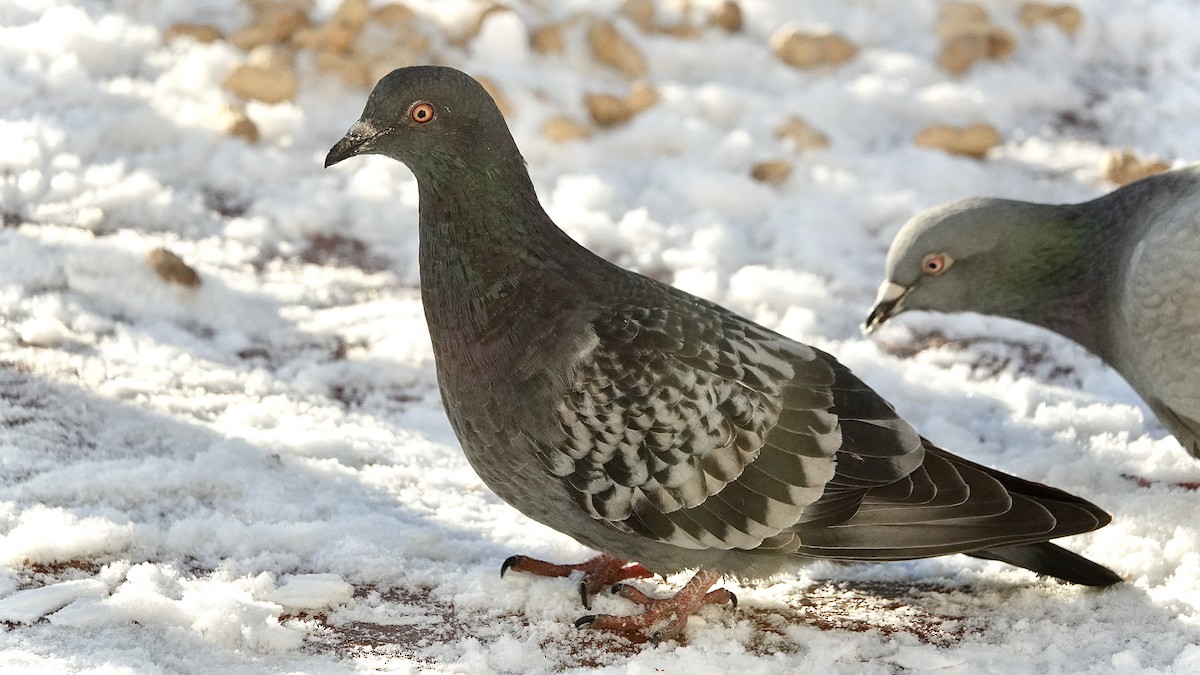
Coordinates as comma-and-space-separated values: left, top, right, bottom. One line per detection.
863, 303, 893, 334
324, 143, 351, 169
325, 121, 384, 169
324, 131, 369, 169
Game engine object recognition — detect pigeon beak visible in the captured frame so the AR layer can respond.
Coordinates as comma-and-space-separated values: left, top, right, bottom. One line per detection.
863, 281, 913, 333
324, 120, 384, 168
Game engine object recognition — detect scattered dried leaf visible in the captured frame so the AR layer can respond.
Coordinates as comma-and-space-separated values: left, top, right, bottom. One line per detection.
246, 0, 314, 13
658, 23, 701, 39
225, 109, 260, 143
230, 6, 309, 50
935, 4, 1015, 75
625, 80, 658, 112
937, 1, 988, 31
246, 43, 296, 69
588, 18, 647, 78
772, 28, 857, 69
314, 50, 372, 88
585, 93, 634, 127
940, 30, 1013, 73
914, 123, 1002, 159
164, 23, 222, 43
938, 33, 988, 75
542, 116, 592, 142
709, 1, 743, 32
1054, 6, 1083, 34
374, 3, 415, 26
1101, 149, 1169, 186
620, 0, 656, 32
147, 247, 201, 287
294, 0, 369, 53
1019, 2, 1082, 35
583, 80, 658, 127
223, 63, 298, 103
985, 26, 1015, 59
530, 22, 566, 54
776, 116, 830, 151
331, 0, 370, 32
751, 160, 793, 185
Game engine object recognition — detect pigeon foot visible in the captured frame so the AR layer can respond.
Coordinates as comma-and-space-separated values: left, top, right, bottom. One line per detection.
574, 568, 734, 644
501, 553, 653, 608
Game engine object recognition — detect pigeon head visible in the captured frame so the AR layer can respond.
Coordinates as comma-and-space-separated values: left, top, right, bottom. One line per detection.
325, 66, 523, 184
865, 197, 1088, 332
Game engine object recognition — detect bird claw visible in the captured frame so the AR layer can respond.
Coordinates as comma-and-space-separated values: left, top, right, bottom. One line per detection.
570, 569, 731, 644
610, 582, 654, 605
500, 555, 522, 578
498, 553, 653, 606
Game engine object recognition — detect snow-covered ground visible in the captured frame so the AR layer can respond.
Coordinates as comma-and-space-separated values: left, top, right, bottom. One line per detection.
3, 0, 1200, 672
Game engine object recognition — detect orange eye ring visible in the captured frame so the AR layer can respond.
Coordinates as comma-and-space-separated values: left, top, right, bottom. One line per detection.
410, 102, 435, 124
921, 252, 951, 276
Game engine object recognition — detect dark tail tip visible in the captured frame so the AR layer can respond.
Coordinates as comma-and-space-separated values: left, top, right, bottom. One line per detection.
971, 542, 1122, 587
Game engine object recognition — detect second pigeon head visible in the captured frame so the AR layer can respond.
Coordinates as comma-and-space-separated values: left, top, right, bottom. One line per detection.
865, 197, 1093, 333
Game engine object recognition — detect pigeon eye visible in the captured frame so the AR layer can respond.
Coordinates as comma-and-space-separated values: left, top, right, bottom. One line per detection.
410, 102, 435, 124
922, 252, 951, 276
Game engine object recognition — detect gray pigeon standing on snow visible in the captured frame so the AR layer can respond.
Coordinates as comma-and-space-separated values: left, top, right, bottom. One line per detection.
866, 166, 1200, 460
325, 65, 1119, 643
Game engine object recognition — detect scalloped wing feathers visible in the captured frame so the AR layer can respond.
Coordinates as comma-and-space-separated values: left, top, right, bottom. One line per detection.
528, 298, 1108, 560
535, 303, 922, 552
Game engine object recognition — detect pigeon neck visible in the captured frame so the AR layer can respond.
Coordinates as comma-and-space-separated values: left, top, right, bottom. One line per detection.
415, 160, 591, 354
1012, 287, 1107, 357
999, 207, 1110, 358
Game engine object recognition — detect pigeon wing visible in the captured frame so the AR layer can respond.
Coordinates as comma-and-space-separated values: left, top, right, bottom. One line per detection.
534, 302, 843, 551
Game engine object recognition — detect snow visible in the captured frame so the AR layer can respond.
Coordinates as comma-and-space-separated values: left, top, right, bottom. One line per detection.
0, 579, 108, 624
268, 574, 355, 610
2, 0, 1199, 672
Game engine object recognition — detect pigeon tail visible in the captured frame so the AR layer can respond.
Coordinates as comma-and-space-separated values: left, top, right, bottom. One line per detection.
970, 542, 1122, 587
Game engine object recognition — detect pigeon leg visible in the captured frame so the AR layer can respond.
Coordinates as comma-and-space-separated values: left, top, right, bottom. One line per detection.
501, 553, 653, 608
574, 568, 735, 644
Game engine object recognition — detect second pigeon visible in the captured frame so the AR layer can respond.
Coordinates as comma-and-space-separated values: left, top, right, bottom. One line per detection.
867, 165, 1200, 460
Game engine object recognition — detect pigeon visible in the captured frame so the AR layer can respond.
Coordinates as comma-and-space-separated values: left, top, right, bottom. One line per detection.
866, 165, 1200, 460
325, 65, 1120, 644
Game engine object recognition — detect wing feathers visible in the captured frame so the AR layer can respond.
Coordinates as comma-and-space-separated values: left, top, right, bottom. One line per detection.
792, 440, 1109, 560
531, 301, 1111, 567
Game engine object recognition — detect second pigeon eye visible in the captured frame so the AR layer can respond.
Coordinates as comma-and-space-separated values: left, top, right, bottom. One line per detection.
922, 253, 951, 276
410, 102, 435, 124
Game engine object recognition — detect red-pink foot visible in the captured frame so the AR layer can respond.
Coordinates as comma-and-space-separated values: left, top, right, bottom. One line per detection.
501, 553, 653, 608
574, 568, 736, 644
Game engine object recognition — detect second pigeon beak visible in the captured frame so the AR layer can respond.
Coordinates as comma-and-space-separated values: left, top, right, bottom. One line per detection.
864, 281, 912, 333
